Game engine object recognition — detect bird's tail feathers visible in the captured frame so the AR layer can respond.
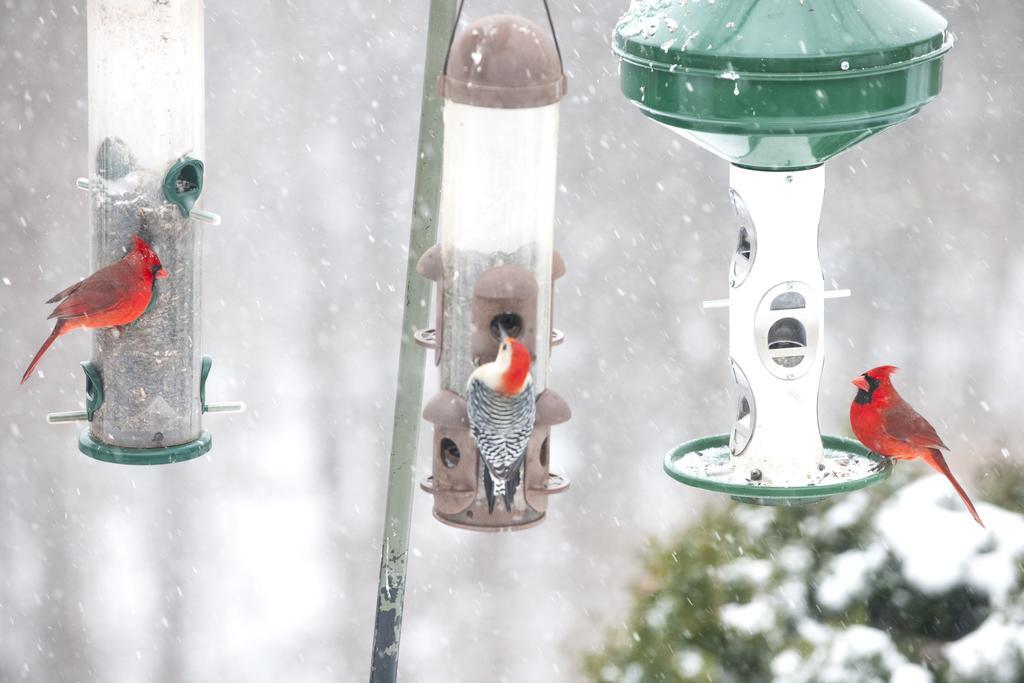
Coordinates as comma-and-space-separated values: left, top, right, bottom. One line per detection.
503, 466, 520, 512
481, 466, 505, 516
20, 323, 64, 384
492, 476, 509, 512
482, 463, 522, 514
483, 466, 499, 514
923, 449, 985, 528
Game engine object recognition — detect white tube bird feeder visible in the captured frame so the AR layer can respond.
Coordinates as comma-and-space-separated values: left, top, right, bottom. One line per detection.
416, 11, 571, 530
47, 0, 242, 464
664, 164, 890, 504
726, 166, 827, 484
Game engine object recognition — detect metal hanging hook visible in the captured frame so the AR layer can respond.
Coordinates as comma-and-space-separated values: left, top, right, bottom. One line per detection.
541, 0, 564, 70
441, 0, 467, 77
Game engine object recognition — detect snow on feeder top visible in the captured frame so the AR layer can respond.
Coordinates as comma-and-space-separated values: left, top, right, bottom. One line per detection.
416, 12, 571, 531
612, 0, 953, 170
43, 0, 242, 465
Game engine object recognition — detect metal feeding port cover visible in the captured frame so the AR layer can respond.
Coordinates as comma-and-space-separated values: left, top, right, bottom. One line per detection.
755, 281, 819, 381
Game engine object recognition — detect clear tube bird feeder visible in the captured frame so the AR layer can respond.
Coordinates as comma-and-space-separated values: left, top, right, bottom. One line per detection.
613, 0, 953, 504
416, 10, 571, 530
46, 0, 242, 464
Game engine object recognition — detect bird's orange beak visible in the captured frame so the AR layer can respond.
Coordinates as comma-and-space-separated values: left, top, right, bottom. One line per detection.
155, 268, 169, 279
852, 376, 870, 391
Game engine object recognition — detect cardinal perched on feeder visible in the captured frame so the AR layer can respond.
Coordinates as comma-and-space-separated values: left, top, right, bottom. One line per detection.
850, 365, 984, 528
20, 235, 168, 384
466, 334, 536, 514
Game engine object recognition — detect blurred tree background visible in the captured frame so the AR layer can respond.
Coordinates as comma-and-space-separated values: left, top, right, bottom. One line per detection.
585, 467, 1024, 683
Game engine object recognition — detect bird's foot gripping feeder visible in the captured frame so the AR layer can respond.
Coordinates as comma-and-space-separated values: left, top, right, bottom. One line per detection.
416, 11, 571, 531
614, 0, 951, 504
43, 0, 239, 464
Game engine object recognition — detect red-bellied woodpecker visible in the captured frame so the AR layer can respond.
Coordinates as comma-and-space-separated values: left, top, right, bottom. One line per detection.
466, 335, 536, 513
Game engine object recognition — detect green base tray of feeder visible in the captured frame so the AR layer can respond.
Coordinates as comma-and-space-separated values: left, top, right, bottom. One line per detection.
79, 430, 212, 465
664, 434, 891, 506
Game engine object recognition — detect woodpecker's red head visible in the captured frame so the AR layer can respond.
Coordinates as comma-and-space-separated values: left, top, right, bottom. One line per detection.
496, 337, 532, 395
132, 235, 168, 279
852, 365, 898, 404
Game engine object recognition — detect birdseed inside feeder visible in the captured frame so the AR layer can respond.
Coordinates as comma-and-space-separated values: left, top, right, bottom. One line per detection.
613, 0, 953, 504
416, 12, 571, 530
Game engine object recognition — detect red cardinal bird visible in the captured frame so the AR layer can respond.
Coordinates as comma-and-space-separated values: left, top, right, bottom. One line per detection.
20, 235, 167, 384
850, 365, 984, 528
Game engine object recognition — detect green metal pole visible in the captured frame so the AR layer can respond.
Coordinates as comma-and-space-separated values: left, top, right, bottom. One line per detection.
369, 0, 456, 680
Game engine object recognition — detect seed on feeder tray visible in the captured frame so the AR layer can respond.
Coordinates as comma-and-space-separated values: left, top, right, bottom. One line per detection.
96, 136, 135, 180
750, 469, 762, 481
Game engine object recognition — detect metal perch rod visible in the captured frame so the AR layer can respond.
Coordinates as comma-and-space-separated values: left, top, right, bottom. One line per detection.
76, 177, 222, 225
204, 402, 246, 414
702, 289, 851, 310
47, 402, 245, 424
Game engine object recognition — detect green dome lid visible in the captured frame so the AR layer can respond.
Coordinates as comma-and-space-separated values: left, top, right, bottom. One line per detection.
613, 0, 953, 169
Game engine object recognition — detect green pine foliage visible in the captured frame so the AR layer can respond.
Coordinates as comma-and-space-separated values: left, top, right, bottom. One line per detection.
585, 465, 1024, 683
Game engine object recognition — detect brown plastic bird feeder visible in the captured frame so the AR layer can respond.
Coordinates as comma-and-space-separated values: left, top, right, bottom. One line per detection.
414, 13, 571, 531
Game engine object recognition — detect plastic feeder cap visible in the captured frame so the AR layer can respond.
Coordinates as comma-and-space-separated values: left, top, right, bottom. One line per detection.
613, 0, 953, 170
439, 15, 567, 109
